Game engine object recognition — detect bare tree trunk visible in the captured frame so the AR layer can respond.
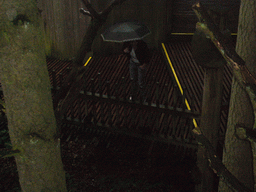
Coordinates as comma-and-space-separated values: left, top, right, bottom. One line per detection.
218, 1, 256, 191
0, 1, 67, 191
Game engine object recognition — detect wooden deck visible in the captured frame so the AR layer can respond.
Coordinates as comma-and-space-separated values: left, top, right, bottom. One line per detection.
50, 50, 197, 143
46, 41, 232, 154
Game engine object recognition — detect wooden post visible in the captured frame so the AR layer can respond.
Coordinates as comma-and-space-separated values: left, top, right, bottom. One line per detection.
115, 83, 120, 125
173, 84, 178, 108
98, 73, 105, 125
106, 81, 112, 126
91, 78, 95, 96
169, 116, 178, 139
147, 83, 152, 106
197, 65, 224, 190
154, 82, 160, 134
91, 78, 96, 124
121, 77, 127, 126
163, 84, 169, 135
83, 76, 88, 117
192, 30, 226, 192
98, 72, 102, 96
78, 96, 82, 122
182, 87, 187, 111
59, 73, 63, 88
156, 82, 160, 107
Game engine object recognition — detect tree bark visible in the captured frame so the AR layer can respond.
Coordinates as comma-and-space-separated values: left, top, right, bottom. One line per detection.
193, 127, 252, 192
218, 1, 256, 191
192, 1, 256, 191
0, 1, 67, 191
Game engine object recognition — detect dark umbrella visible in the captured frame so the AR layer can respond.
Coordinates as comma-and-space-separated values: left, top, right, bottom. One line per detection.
101, 21, 150, 43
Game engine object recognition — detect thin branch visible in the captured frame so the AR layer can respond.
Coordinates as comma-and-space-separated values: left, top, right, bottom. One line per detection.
79, 8, 92, 17
0, 149, 20, 158
192, 2, 256, 86
235, 124, 256, 142
81, 0, 101, 20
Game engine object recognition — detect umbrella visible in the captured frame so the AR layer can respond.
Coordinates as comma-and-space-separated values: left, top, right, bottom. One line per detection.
101, 21, 150, 43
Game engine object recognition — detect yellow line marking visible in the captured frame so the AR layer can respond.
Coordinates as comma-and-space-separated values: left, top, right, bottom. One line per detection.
171, 33, 194, 35
170, 32, 237, 36
161, 43, 198, 128
84, 57, 92, 67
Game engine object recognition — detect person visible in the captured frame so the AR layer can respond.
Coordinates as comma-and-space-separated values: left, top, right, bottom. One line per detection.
122, 40, 151, 101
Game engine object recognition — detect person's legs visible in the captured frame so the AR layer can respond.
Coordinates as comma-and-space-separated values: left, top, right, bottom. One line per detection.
129, 61, 138, 99
138, 66, 147, 101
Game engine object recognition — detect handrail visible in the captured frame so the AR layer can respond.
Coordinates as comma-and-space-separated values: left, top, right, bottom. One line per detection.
80, 90, 200, 118
50, 55, 200, 146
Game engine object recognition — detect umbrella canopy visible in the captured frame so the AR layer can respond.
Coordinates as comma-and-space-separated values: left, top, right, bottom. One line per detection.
101, 21, 150, 43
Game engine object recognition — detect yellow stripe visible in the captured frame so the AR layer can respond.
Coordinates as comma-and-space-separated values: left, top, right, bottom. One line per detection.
161, 43, 198, 128
171, 32, 237, 36
171, 33, 194, 35
84, 57, 92, 67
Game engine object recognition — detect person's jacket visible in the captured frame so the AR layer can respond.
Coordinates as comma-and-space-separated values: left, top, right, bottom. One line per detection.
122, 40, 151, 65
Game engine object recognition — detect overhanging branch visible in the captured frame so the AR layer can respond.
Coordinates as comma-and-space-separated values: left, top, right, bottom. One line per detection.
192, 2, 256, 86
192, 1, 256, 132
79, 8, 92, 17
81, 0, 101, 20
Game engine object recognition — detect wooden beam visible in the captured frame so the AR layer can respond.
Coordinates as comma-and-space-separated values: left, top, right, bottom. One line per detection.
80, 91, 201, 118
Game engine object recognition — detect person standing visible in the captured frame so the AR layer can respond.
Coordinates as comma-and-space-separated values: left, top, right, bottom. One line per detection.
122, 40, 151, 101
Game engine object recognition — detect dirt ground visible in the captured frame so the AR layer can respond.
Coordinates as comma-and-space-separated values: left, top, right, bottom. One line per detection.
0, 128, 199, 192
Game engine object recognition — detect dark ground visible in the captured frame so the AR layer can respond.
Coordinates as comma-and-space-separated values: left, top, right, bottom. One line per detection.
0, 122, 200, 192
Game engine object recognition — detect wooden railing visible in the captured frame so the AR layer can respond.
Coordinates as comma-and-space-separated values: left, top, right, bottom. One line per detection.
51, 69, 200, 148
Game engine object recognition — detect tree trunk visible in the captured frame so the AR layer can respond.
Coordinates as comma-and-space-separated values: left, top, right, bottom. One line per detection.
218, 1, 256, 191
0, 1, 67, 191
